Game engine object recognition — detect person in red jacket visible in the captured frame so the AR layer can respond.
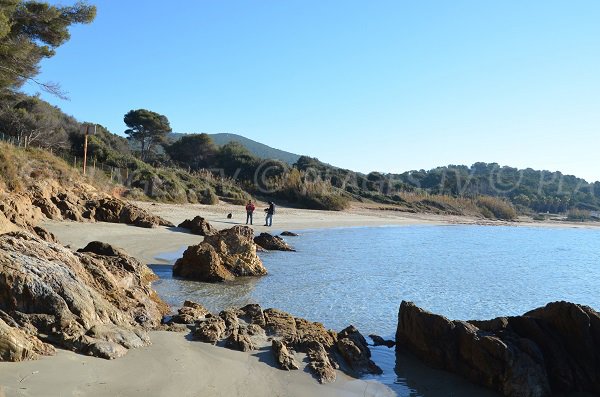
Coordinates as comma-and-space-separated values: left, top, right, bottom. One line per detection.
245, 200, 256, 225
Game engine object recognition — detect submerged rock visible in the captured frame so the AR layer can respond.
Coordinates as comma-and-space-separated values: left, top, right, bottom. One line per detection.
254, 232, 295, 251
396, 300, 600, 397
0, 232, 169, 361
177, 216, 217, 236
369, 334, 395, 348
280, 231, 299, 237
173, 225, 267, 282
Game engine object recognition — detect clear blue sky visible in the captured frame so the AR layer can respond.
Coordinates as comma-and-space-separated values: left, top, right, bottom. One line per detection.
27, 0, 600, 182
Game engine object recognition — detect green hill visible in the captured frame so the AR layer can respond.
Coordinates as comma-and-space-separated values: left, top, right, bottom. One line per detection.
170, 133, 301, 165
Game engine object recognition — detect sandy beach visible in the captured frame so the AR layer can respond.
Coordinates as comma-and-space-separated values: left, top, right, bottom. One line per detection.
0, 332, 393, 397
40, 200, 600, 266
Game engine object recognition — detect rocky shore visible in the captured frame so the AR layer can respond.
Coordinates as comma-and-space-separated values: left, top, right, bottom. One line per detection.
166, 301, 382, 383
396, 301, 600, 396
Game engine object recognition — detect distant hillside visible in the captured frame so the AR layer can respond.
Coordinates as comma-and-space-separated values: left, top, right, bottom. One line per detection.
170, 132, 301, 165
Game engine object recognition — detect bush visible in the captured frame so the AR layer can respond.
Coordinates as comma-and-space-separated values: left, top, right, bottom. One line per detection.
567, 209, 590, 222
476, 196, 517, 220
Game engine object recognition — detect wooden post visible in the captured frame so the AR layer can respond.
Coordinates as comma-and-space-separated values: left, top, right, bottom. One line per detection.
83, 125, 89, 175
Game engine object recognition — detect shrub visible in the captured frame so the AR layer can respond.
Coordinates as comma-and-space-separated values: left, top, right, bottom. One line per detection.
567, 209, 590, 222
476, 196, 517, 220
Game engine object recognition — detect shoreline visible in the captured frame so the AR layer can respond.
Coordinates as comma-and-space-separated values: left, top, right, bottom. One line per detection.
41, 200, 600, 266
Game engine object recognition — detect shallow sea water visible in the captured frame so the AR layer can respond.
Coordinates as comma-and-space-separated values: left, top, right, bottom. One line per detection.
151, 225, 600, 396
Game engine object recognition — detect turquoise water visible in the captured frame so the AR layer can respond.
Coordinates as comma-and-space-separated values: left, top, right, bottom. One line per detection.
150, 225, 600, 396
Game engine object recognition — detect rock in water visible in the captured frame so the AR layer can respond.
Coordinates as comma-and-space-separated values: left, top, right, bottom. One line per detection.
337, 326, 382, 376
369, 334, 395, 348
280, 231, 299, 237
396, 300, 600, 396
0, 232, 169, 360
254, 233, 295, 251
177, 216, 217, 236
173, 225, 267, 282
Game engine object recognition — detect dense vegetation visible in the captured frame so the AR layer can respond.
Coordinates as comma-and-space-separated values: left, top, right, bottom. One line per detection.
0, 0, 597, 221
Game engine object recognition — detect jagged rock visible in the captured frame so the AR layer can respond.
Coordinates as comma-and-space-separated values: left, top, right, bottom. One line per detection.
0, 317, 55, 361
173, 244, 232, 282
173, 226, 267, 282
280, 231, 299, 237
369, 334, 395, 348
168, 301, 209, 325
395, 301, 600, 396
337, 326, 382, 375
219, 309, 240, 338
254, 233, 295, 251
178, 216, 217, 236
263, 308, 297, 343
225, 326, 255, 352
92, 197, 173, 228
0, 232, 169, 361
272, 339, 299, 370
193, 316, 226, 344
306, 341, 337, 384
295, 317, 337, 349
237, 303, 266, 327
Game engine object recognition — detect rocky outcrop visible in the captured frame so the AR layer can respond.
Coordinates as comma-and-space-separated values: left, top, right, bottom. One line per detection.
177, 216, 216, 236
173, 226, 267, 282
396, 300, 600, 397
0, 232, 169, 361
254, 232, 295, 251
180, 302, 380, 383
0, 180, 173, 233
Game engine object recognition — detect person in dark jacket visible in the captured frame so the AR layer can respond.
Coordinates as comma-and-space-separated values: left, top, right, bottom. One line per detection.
264, 201, 275, 226
245, 200, 255, 225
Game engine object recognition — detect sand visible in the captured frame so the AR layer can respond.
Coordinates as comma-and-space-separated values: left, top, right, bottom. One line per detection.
9, 201, 598, 396
0, 332, 393, 397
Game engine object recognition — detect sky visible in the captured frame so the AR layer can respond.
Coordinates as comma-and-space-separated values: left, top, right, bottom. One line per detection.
26, 0, 600, 182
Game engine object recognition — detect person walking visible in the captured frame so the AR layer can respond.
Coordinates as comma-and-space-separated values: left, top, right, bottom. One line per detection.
264, 201, 275, 226
245, 200, 255, 225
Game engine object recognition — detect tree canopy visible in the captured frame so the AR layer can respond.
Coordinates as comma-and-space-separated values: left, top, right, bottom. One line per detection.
165, 133, 217, 171
124, 109, 172, 161
0, 1, 96, 97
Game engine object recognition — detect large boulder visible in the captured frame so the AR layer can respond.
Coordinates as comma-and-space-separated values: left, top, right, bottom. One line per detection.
0, 232, 169, 360
396, 301, 600, 397
254, 232, 295, 251
177, 216, 216, 236
173, 226, 267, 282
